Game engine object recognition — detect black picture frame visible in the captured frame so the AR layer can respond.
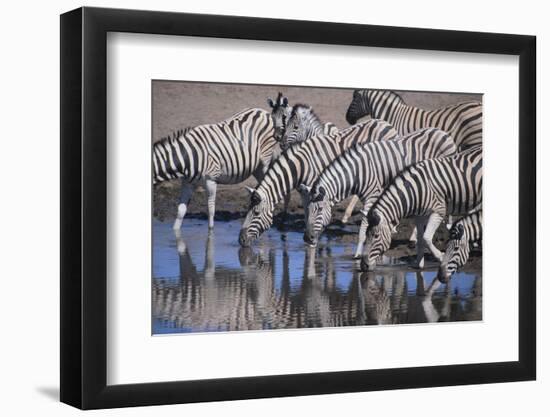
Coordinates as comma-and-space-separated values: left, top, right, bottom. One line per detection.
60, 6, 536, 410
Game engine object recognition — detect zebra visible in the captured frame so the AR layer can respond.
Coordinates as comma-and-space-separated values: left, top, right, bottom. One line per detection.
238, 118, 398, 247
268, 95, 340, 151
153, 108, 278, 230
302, 127, 457, 261
345, 89, 482, 150
437, 210, 482, 283
281, 104, 339, 150
361, 146, 482, 271
281, 104, 365, 223
267, 92, 292, 143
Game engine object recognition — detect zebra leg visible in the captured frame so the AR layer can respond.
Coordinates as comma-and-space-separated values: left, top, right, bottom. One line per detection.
414, 216, 427, 269
205, 179, 217, 229
174, 228, 186, 255
354, 218, 368, 259
280, 192, 291, 222
204, 229, 216, 281
301, 191, 310, 225
421, 275, 442, 323
422, 212, 445, 263
446, 215, 453, 230
408, 225, 417, 248
354, 199, 376, 259
341, 195, 359, 224
173, 182, 194, 230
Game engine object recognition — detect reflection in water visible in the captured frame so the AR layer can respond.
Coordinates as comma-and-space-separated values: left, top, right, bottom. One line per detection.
152, 220, 482, 334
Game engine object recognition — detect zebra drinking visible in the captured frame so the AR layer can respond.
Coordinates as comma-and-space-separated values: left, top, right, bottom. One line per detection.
281, 104, 370, 223
238, 119, 398, 247
437, 210, 482, 283
303, 127, 457, 260
153, 108, 279, 230
345, 89, 482, 150
361, 146, 482, 271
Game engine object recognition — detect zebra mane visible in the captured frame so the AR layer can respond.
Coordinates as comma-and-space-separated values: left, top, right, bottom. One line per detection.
290, 103, 321, 122
366, 89, 405, 104
158, 126, 193, 143
387, 90, 405, 103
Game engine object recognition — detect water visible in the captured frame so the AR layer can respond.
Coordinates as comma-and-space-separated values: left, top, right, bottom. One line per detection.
152, 219, 482, 334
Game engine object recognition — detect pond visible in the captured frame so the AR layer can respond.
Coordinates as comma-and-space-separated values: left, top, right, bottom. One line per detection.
152, 219, 482, 334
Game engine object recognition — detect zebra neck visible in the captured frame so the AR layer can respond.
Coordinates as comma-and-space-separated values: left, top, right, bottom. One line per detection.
378, 187, 411, 228
303, 116, 325, 140
370, 98, 407, 125
326, 170, 368, 204
464, 213, 482, 242
258, 153, 304, 208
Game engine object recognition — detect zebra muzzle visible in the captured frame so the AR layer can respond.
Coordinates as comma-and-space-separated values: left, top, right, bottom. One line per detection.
238, 229, 252, 247
303, 230, 318, 247
436, 267, 452, 284
359, 257, 374, 272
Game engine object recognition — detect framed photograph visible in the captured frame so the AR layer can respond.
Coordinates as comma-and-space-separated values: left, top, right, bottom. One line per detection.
60, 6, 536, 410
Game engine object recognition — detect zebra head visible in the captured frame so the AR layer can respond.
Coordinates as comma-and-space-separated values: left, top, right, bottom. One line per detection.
239, 187, 274, 247
267, 92, 291, 142
361, 209, 395, 271
302, 184, 332, 247
437, 224, 470, 283
282, 105, 319, 150
345, 90, 370, 125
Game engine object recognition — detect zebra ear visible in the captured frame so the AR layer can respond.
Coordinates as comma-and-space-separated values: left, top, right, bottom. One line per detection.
450, 224, 465, 240
282, 97, 288, 107
298, 184, 312, 195
367, 211, 380, 226
249, 189, 262, 206
267, 98, 275, 108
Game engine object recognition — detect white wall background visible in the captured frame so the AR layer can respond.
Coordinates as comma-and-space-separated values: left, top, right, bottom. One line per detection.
0, 0, 545, 415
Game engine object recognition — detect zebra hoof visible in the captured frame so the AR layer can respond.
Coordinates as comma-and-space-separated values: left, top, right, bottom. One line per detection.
408, 240, 417, 249
413, 260, 425, 270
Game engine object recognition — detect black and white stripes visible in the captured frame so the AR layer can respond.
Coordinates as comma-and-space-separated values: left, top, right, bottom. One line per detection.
303, 127, 457, 260
281, 104, 339, 149
361, 146, 482, 270
238, 119, 398, 246
153, 108, 277, 229
437, 210, 483, 282
345, 89, 482, 150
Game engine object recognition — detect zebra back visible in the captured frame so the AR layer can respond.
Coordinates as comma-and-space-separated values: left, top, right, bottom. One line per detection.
370, 146, 483, 226
256, 119, 398, 207
312, 127, 456, 206
346, 89, 482, 150
152, 108, 276, 184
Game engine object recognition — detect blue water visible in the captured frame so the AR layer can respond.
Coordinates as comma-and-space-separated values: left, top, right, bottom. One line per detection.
152, 219, 482, 334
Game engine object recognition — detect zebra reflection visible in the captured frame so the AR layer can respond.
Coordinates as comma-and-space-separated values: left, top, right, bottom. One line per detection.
152, 237, 482, 333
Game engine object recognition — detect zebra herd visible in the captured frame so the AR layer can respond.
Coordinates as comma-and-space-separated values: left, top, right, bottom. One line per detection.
153, 89, 483, 282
